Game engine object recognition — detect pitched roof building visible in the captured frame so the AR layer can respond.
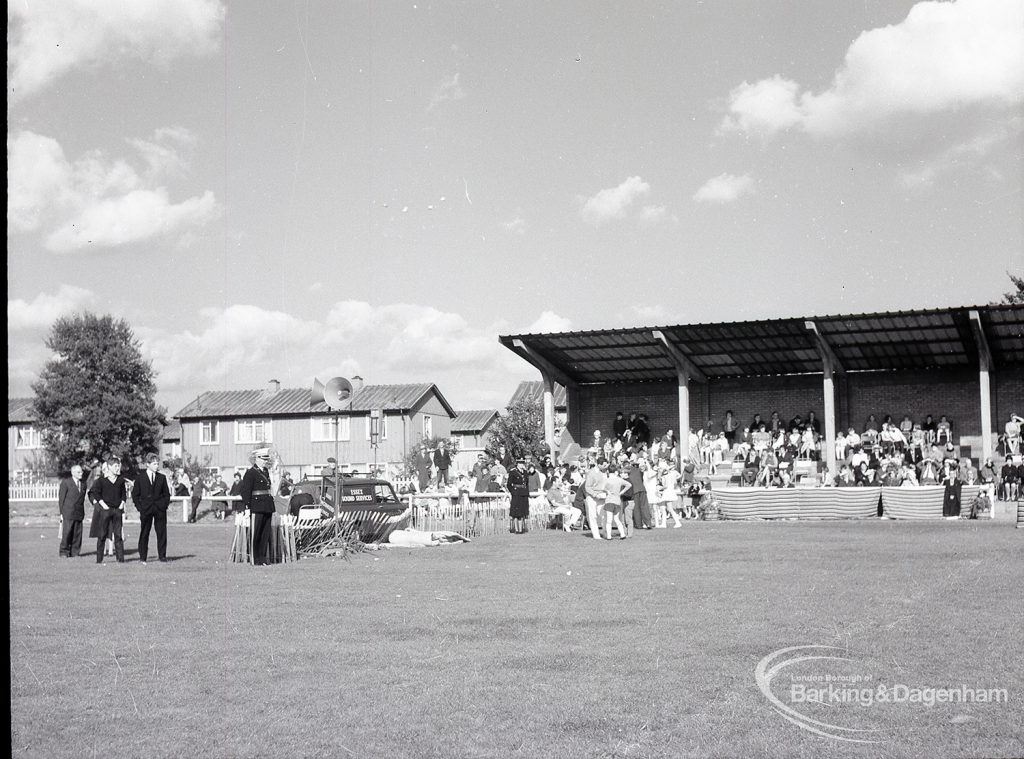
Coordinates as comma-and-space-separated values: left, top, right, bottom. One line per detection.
173, 382, 456, 478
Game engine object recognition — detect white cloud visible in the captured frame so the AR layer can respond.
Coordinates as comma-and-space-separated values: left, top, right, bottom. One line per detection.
639, 205, 667, 223
720, 0, 1024, 139
7, 285, 98, 332
525, 311, 572, 334
7, 130, 219, 253
428, 73, 466, 110
693, 173, 756, 204
8, 0, 225, 100
6, 293, 563, 413
580, 176, 651, 225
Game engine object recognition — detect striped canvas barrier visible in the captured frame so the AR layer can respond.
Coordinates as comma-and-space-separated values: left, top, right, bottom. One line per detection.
1017, 500, 1024, 528
880, 486, 981, 520
714, 487, 880, 520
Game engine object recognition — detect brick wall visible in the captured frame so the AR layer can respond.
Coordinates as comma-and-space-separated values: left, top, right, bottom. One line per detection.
844, 369, 982, 435
569, 368, 1023, 444
994, 374, 1024, 427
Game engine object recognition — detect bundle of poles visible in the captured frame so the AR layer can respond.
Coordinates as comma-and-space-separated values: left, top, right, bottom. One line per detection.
229, 512, 298, 564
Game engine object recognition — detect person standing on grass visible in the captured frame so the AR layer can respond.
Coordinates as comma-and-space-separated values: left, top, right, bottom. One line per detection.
57, 463, 87, 557
433, 441, 452, 487
240, 447, 276, 566
132, 453, 171, 564
628, 458, 652, 531
188, 474, 205, 523
88, 457, 127, 564
603, 463, 631, 539
507, 458, 530, 534
583, 458, 609, 540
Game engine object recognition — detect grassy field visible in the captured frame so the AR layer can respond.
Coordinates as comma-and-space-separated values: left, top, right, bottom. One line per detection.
9, 518, 1024, 759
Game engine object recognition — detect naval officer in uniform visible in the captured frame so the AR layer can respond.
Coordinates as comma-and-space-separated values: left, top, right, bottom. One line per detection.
240, 446, 276, 565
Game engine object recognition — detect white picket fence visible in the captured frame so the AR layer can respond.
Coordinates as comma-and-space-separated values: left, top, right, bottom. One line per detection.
9, 483, 59, 501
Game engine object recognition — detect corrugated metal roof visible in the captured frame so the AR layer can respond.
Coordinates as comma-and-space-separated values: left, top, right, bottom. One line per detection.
500, 305, 1024, 384
174, 383, 455, 419
8, 397, 35, 423
508, 380, 568, 408
161, 420, 182, 440
451, 409, 500, 433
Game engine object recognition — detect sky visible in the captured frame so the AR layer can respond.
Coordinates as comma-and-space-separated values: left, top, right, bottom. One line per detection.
7, 0, 1023, 418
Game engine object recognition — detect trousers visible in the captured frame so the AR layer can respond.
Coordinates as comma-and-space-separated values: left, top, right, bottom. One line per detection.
252, 512, 274, 565
59, 519, 83, 556
138, 512, 167, 561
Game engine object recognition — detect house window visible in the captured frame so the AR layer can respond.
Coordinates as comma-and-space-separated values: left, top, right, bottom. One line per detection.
311, 416, 350, 441
366, 414, 388, 441
15, 426, 42, 449
422, 415, 433, 439
235, 419, 272, 444
200, 420, 219, 445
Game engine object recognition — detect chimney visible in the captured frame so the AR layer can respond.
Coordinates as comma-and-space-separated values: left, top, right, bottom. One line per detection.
267, 379, 280, 394
351, 375, 364, 392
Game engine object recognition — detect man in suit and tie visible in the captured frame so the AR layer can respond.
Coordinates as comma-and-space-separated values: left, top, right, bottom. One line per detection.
132, 452, 172, 563
58, 463, 87, 557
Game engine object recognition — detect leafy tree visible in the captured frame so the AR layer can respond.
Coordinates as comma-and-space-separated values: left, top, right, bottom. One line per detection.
485, 397, 550, 463
31, 313, 165, 472
1001, 271, 1024, 304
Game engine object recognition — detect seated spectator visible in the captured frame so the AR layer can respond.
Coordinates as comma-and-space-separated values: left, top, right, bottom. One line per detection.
959, 457, 978, 486
546, 475, 581, 532
899, 463, 919, 487
849, 445, 869, 470
835, 430, 848, 461
1000, 457, 1019, 501
806, 411, 821, 435
752, 424, 771, 452
918, 453, 941, 485
749, 413, 764, 433
864, 414, 879, 432
768, 411, 785, 434
742, 450, 759, 486
854, 461, 877, 486
899, 415, 914, 440
1002, 413, 1023, 456
860, 426, 879, 451
909, 424, 926, 461
835, 464, 856, 487
846, 427, 861, 448
936, 415, 952, 445
921, 414, 937, 445
800, 426, 817, 460
979, 459, 998, 486
755, 449, 776, 486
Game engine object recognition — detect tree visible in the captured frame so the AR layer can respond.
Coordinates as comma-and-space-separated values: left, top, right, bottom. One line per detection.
31, 313, 166, 472
1001, 271, 1024, 304
485, 397, 550, 463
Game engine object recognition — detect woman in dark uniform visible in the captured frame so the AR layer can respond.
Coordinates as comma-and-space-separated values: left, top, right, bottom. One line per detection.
240, 447, 276, 565
507, 458, 530, 534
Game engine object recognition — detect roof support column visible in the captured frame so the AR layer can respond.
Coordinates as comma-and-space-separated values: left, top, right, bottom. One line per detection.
805, 321, 844, 483
969, 310, 993, 464
652, 331, 706, 470
541, 373, 556, 461
510, 339, 576, 464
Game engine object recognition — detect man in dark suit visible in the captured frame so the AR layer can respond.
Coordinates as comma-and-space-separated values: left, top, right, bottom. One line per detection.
58, 463, 87, 557
432, 441, 452, 487
415, 444, 432, 491
132, 453, 172, 563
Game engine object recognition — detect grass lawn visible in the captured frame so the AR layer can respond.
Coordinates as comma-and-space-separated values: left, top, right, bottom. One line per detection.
9, 518, 1024, 759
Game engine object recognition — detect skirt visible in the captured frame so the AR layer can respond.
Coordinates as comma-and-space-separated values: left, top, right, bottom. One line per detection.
510, 494, 530, 519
